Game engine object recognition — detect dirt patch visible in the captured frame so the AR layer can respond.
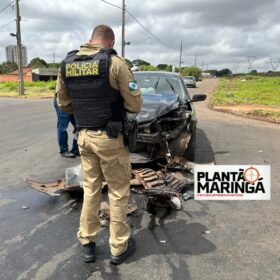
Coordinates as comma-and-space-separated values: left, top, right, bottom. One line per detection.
213, 104, 280, 112
212, 104, 280, 123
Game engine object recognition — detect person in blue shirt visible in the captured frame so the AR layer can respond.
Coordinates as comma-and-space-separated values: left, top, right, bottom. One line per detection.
54, 96, 79, 158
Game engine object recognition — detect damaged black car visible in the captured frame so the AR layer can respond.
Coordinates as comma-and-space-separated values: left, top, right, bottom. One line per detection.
131, 71, 206, 164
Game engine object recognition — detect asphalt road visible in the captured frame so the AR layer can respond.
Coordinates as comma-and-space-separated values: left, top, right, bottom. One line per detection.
0, 80, 279, 280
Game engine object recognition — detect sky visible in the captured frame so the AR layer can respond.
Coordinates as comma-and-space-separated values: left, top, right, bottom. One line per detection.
0, 0, 280, 73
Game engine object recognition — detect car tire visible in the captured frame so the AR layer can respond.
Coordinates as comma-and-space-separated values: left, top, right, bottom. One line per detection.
183, 130, 196, 162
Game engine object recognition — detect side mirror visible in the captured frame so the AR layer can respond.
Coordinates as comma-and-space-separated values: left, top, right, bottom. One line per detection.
190, 93, 207, 102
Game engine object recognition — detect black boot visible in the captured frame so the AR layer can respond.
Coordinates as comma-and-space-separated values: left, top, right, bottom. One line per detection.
110, 238, 136, 265
82, 242, 96, 263
61, 151, 76, 158
70, 149, 80, 157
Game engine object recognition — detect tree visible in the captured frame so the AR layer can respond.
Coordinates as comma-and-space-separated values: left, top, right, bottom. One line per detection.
250, 69, 258, 75
125, 59, 133, 68
28, 57, 48, 69
205, 69, 218, 77
164, 65, 172, 72
157, 64, 168, 70
48, 63, 61, 69
181, 66, 202, 78
217, 68, 232, 77
132, 59, 150, 66
0, 62, 18, 74
139, 65, 159, 71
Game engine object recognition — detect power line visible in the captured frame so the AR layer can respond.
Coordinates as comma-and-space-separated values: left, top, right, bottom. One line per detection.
101, 0, 122, 10
125, 9, 179, 51
101, 0, 180, 57
0, 19, 15, 30
70, 0, 121, 22
0, 1, 12, 12
0, 1, 11, 9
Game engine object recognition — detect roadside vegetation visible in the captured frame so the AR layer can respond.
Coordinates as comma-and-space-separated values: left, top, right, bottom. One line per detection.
0, 81, 56, 98
211, 75, 280, 122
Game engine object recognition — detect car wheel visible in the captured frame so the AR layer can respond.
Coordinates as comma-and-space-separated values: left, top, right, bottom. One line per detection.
183, 130, 196, 162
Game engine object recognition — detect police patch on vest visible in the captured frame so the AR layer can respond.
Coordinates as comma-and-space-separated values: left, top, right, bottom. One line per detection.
65, 60, 100, 77
128, 81, 138, 91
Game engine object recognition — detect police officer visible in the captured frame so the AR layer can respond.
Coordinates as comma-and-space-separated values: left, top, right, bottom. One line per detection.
56, 25, 142, 264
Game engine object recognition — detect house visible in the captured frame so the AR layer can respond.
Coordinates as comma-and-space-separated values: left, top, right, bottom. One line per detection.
0, 67, 59, 82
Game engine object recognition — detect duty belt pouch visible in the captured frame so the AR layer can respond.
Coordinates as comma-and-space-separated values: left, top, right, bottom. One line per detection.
127, 120, 138, 153
106, 122, 122, 138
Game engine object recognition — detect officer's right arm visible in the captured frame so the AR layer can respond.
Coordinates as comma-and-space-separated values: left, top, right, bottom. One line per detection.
117, 63, 142, 113
55, 69, 74, 113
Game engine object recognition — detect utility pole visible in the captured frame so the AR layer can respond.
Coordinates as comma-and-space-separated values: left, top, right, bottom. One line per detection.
194, 55, 197, 67
247, 56, 256, 73
201, 61, 205, 71
178, 40, 183, 73
121, 0, 125, 57
15, 0, 24, 95
101, 0, 129, 57
270, 58, 280, 71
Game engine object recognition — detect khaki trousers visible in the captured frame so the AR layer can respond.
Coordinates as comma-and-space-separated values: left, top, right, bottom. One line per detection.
77, 129, 131, 256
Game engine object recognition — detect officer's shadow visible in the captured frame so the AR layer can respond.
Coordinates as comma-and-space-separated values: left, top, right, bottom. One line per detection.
129, 217, 216, 264
92, 206, 216, 280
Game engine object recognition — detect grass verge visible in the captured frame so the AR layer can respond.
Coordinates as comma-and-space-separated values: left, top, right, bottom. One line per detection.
210, 75, 280, 106
0, 81, 56, 98
210, 75, 280, 122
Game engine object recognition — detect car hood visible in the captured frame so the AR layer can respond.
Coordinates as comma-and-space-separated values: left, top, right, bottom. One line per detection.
131, 92, 180, 123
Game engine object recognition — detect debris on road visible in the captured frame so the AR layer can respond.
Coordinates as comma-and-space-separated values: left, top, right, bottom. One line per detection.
99, 201, 138, 227
182, 190, 194, 201
21, 205, 30, 210
25, 159, 194, 211
24, 177, 80, 196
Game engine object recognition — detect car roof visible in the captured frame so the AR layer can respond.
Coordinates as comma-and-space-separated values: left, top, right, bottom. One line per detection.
134, 71, 181, 77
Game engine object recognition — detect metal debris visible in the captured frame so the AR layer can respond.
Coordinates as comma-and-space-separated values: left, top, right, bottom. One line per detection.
25, 162, 194, 210
182, 190, 194, 201
170, 196, 181, 210
99, 202, 138, 227
24, 178, 80, 197
21, 205, 30, 210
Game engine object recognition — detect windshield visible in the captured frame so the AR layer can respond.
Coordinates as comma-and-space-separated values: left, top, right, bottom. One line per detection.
134, 73, 186, 101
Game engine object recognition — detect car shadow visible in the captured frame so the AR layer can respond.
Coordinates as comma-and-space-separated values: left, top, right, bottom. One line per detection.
194, 128, 215, 164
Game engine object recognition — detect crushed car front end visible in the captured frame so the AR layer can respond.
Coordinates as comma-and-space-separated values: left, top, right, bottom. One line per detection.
130, 71, 197, 164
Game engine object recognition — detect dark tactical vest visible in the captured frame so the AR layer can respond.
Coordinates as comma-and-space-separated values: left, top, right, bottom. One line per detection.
61, 48, 126, 129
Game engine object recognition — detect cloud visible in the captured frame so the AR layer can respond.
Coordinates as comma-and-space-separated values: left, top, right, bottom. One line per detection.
0, 0, 280, 72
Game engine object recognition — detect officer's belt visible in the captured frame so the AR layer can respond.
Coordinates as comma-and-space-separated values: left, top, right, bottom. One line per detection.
80, 127, 107, 131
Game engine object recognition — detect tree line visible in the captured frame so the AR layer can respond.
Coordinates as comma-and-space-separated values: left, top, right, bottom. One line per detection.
0, 57, 232, 78
0, 57, 60, 74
